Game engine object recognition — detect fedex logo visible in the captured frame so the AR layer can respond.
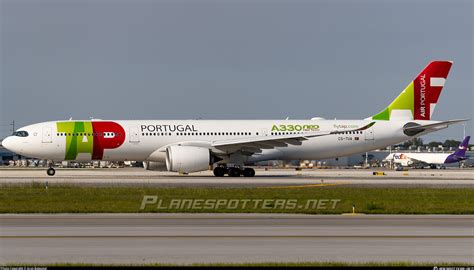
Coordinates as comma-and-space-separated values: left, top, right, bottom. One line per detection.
393, 154, 407, 160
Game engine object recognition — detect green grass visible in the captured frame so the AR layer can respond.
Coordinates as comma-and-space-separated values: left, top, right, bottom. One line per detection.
0, 184, 473, 214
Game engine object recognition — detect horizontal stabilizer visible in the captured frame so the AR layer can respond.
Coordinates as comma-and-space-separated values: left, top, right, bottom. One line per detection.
403, 119, 468, 136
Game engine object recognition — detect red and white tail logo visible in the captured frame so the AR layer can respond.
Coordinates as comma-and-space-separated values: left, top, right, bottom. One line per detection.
413, 61, 452, 120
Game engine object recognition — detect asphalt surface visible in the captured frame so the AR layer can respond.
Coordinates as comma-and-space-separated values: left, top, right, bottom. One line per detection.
0, 167, 473, 188
1, 214, 473, 264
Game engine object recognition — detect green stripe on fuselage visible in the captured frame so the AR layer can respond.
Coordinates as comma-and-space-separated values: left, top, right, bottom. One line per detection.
57, 122, 93, 160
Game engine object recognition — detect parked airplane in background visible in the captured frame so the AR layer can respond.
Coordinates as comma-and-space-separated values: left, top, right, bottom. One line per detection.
1, 61, 467, 176
385, 136, 471, 169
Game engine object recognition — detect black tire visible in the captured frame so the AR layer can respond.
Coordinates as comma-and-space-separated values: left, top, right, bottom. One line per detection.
242, 168, 255, 177
46, 168, 56, 176
213, 167, 226, 177
228, 167, 241, 177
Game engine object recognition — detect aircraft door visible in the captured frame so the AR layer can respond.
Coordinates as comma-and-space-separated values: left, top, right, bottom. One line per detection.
365, 127, 375, 140
129, 126, 140, 143
42, 127, 52, 143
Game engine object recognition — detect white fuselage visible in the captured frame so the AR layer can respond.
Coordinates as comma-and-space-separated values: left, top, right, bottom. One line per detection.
386, 152, 451, 166
2, 119, 437, 165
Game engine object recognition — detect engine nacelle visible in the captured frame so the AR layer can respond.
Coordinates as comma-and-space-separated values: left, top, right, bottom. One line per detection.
165, 145, 211, 173
143, 161, 167, 171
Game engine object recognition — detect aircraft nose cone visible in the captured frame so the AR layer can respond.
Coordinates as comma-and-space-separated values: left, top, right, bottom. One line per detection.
1, 137, 15, 152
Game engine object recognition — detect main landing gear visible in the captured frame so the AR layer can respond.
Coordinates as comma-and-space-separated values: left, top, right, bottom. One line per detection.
213, 166, 255, 177
46, 167, 56, 176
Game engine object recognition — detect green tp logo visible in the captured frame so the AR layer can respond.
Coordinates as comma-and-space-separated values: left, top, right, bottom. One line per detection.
57, 121, 125, 160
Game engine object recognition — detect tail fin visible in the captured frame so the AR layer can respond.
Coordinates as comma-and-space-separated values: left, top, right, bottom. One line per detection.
369, 61, 453, 121
453, 136, 470, 157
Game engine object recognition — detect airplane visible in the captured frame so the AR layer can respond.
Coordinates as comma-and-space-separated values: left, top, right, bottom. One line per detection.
1, 61, 468, 177
385, 136, 471, 169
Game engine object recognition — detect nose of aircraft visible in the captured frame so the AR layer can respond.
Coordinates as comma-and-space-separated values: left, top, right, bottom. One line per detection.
1, 136, 15, 152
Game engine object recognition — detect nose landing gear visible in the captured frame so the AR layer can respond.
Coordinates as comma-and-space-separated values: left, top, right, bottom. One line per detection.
46, 167, 56, 176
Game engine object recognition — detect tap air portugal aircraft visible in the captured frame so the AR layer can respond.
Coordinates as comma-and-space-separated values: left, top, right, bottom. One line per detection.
385, 136, 471, 168
1, 61, 467, 176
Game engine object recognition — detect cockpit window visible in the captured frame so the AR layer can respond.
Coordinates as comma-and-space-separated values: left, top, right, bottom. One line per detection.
12, 131, 29, 137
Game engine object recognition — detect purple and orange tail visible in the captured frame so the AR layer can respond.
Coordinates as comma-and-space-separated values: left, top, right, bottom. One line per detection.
445, 136, 471, 163
453, 136, 471, 157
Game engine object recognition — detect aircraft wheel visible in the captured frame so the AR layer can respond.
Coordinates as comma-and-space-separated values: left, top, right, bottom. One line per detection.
213, 167, 226, 177
242, 168, 255, 177
46, 167, 56, 176
228, 167, 241, 177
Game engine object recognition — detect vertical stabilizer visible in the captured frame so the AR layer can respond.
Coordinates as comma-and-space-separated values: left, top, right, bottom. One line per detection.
369, 61, 453, 121
445, 136, 470, 163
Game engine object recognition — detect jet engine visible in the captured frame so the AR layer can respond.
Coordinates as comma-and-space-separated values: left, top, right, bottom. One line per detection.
143, 161, 167, 171
165, 145, 211, 173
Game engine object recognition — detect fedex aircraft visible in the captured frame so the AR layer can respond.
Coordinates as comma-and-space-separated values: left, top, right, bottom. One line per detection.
1, 61, 467, 177
385, 136, 471, 168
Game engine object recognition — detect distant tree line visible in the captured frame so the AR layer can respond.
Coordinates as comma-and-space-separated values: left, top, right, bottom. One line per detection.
402, 138, 473, 148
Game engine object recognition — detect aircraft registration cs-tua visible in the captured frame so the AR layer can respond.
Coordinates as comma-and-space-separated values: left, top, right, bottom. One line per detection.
2, 61, 467, 176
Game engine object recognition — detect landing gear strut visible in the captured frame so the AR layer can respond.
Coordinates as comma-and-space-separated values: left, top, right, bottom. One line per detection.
213, 166, 255, 177
46, 167, 56, 176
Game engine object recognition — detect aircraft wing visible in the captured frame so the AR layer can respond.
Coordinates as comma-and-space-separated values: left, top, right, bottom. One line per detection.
404, 119, 468, 135
211, 122, 375, 155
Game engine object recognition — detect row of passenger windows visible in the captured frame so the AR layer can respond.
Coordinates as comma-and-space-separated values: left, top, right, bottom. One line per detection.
336, 131, 363, 135
271, 132, 302, 136
56, 130, 363, 137
142, 132, 255, 136
57, 132, 122, 137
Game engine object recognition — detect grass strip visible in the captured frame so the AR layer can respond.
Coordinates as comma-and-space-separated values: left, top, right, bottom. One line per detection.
0, 184, 473, 214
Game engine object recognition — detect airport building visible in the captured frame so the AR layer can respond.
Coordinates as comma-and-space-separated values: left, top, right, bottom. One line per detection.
0, 145, 22, 165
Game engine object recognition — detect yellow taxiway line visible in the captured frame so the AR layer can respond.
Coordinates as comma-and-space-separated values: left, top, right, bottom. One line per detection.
262, 181, 351, 189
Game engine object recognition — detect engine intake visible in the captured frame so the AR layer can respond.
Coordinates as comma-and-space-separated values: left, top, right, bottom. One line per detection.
143, 161, 167, 171
165, 145, 211, 173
